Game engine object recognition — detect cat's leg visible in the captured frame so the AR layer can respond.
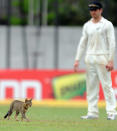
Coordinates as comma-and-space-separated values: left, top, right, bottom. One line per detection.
8, 111, 13, 120
15, 111, 19, 121
21, 112, 29, 122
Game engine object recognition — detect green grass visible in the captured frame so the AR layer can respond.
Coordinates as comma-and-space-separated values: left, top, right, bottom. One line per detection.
0, 105, 117, 131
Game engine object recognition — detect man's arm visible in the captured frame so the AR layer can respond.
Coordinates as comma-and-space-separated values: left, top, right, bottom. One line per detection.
75, 24, 88, 61
106, 22, 115, 71
74, 24, 88, 72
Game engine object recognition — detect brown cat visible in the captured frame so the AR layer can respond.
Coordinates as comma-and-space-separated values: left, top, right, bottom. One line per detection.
4, 98, 32, 121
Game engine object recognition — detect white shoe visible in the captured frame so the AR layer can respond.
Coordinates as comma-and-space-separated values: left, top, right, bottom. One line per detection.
81, 115, 98, 119
107, 114, 117, 120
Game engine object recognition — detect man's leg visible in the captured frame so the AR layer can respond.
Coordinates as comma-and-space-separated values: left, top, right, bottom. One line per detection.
96, 64, 117, 119
84, 64, 99, 117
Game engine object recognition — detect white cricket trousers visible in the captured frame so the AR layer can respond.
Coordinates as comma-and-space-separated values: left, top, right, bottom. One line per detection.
86, 63, 117, 116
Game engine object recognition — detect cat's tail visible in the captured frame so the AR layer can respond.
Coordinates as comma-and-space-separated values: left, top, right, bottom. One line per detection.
4, 112, 9, 119
4, 104, 13, 119
4, 110, 12, 119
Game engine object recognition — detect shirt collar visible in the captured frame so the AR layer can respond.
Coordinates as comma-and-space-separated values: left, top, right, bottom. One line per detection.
90, 17, 104, 24
99, 17, 104, 23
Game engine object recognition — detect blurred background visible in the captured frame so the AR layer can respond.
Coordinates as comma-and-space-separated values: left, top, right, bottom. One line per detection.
0, 0, 117, 101
0, 0, 116, 69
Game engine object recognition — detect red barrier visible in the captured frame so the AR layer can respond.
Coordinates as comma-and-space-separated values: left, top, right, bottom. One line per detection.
0, 69, 116, 100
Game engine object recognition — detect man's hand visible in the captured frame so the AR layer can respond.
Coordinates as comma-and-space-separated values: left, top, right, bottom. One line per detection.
74, 60, 79, 72
106, 61, 114, 72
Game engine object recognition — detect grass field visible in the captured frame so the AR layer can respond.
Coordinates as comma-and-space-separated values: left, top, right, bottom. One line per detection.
0, 103, 117, 131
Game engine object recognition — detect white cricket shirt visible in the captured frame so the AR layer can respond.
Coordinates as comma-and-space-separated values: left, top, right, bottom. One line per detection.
75, 17, 116, 65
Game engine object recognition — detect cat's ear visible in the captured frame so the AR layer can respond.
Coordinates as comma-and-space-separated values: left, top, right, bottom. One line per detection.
25, 98, 28, 102
30, 98, 32, 101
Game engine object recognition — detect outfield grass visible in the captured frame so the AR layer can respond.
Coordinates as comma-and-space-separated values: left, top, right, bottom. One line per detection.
0, 105, 117, 131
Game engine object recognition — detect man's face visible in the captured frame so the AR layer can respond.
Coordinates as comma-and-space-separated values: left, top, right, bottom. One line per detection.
90, 8, 102, 19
